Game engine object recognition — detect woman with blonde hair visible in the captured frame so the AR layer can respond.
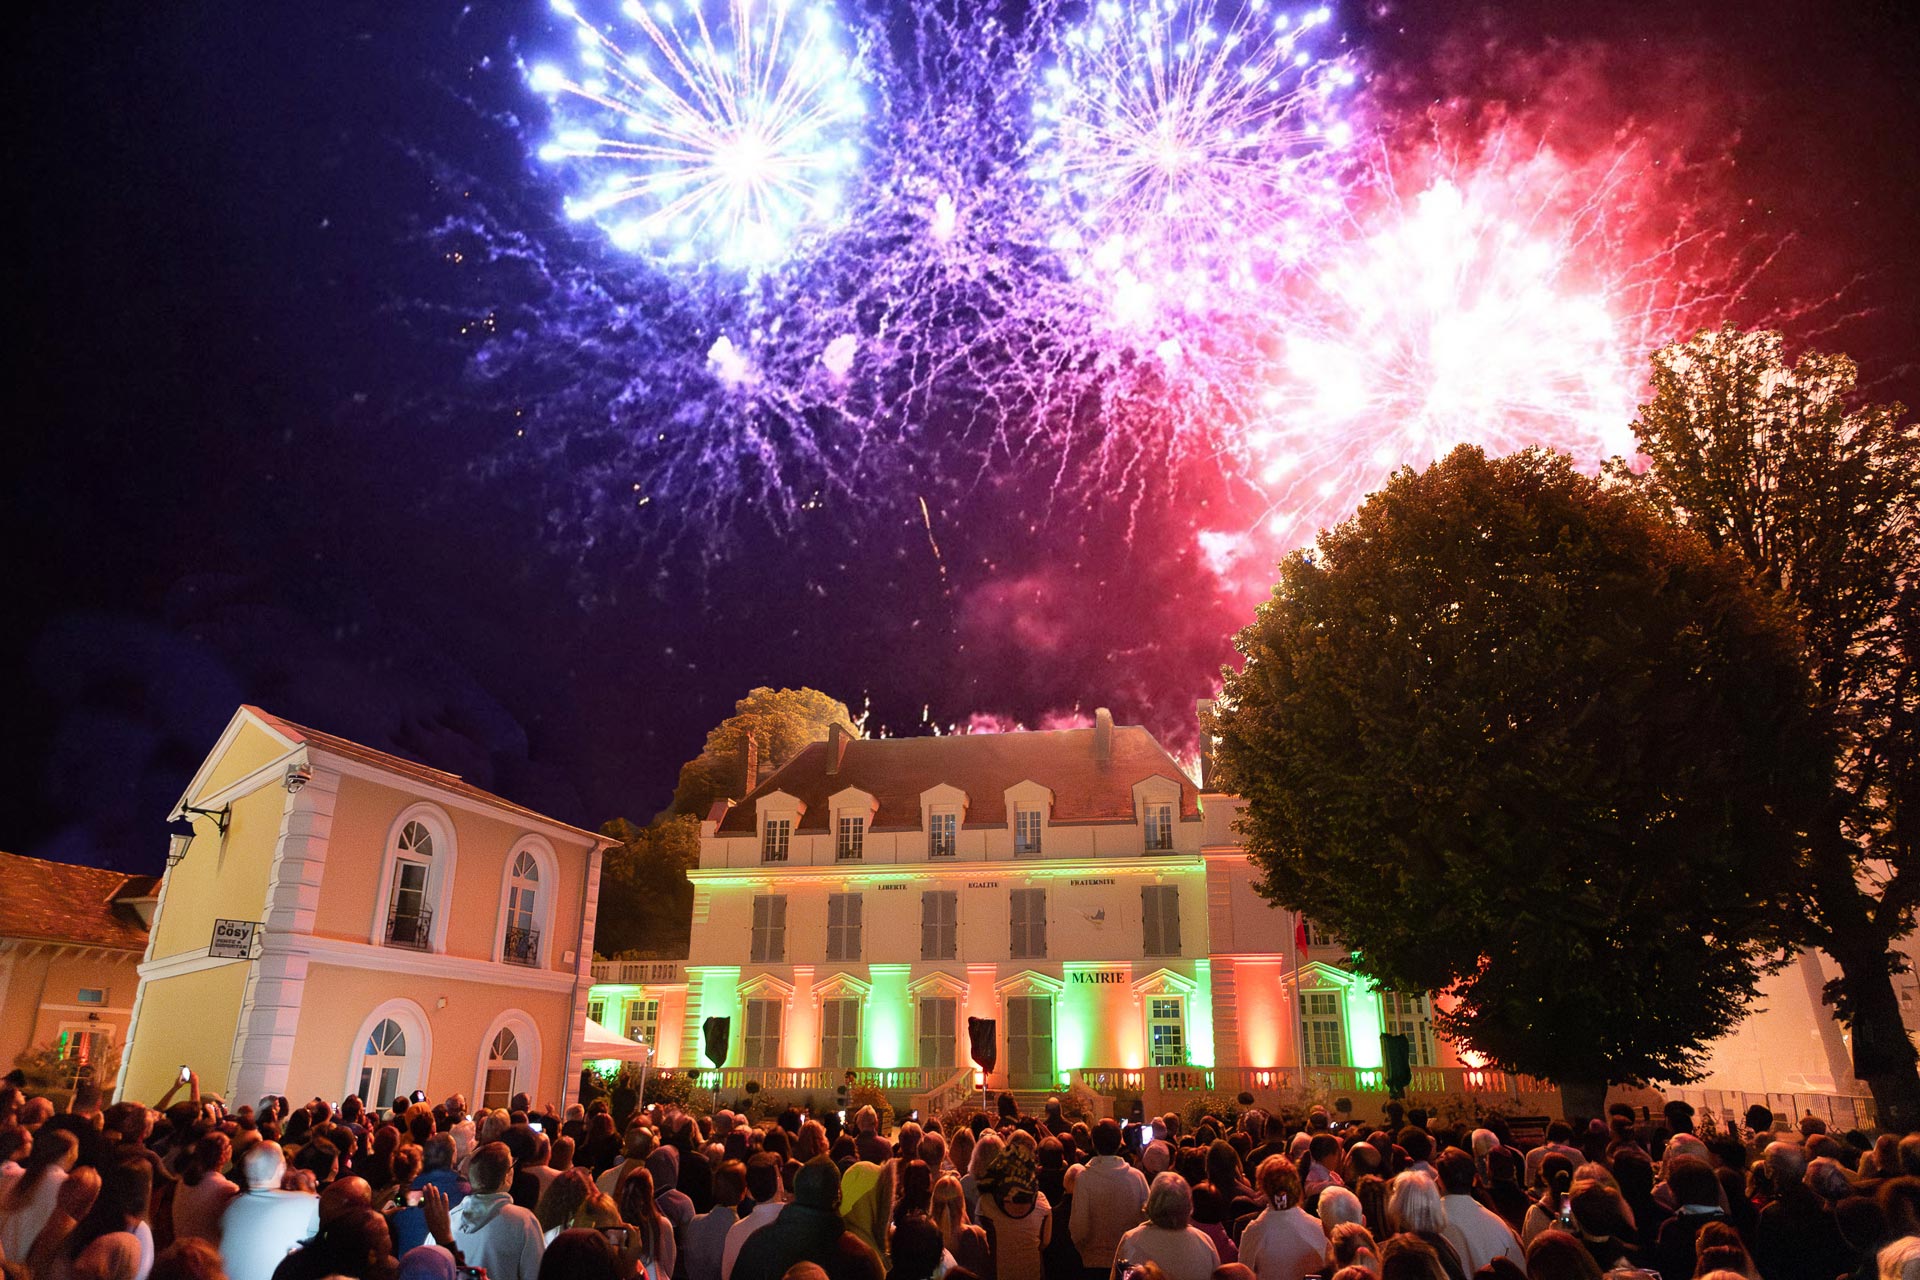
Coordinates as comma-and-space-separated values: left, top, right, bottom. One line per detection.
840, 1162, 895, 1270
1384, 1173, 1465, 1280
929, 1174, 990, 1279
1111, 1173, 1215, 1280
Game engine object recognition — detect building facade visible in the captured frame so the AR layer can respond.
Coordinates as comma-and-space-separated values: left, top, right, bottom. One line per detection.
121, 706, 610, 1111
588, 712, 1485, 1112
0, 852, 156, 1090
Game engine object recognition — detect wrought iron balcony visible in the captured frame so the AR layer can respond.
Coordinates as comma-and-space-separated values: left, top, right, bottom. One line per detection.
502, 925, 541, 966
385, 906, 432, 951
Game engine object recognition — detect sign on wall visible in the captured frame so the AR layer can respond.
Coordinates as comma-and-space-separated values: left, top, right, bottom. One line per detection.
209, 919, 260, 959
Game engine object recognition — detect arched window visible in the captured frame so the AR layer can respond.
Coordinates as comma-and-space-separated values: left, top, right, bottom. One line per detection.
385, 821, 435, 950
502, 850, 540, 966
358, 1018, 410, 1110
482, 1027, 519, 1110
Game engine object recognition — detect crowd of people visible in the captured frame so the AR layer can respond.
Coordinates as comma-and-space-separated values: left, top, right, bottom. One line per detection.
1, 1072, 1917, 1280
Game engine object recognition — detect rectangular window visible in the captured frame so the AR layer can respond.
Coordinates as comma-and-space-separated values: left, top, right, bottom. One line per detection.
762, 818, 791, 863
750, 895, 787, 963
744, 998, 782, 1068
1302, 918, 1338, 949
77, 988, 107, 1006
921, 891, 958, 960
821, 998, 861, 1071
1383, 991, 1437, 1069
1010, 888, 1048, 959
827, 893, 864, 961
587, 998, 606, 1025
1302, 990, 1346, 1068
1147, 996, 1186, 1068
836, 815, 865, 861
1014, 808, 1043, 856
918, 996, 957, 1071
1144, 802, 1174, 852
626, 998, 660, 1047
1141, 885, 1182, 957
928, 812, 957, 858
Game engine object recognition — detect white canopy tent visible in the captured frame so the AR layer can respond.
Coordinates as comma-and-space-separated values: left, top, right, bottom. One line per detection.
581, 1017, 653, 1104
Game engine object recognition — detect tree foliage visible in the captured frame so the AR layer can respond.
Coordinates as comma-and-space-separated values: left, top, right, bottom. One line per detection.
596, 686, 859, 959
1627, 327, 1920, 1121
594, 814, 700, 958
1211, 446, 1827, 1099
665, 687, 860, 819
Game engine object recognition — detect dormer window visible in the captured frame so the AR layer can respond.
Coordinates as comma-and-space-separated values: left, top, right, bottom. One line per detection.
836, 815, 865, 861
928, 811, 957, 858
1144, 802, 1174, 853
762, 817, 791, 863
1014, 806, 1043, 857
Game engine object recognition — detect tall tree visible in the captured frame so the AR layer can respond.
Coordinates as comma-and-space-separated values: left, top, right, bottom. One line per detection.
1211, 446, 1827, 1119
665, 687, 860, 818
594, 815, 700, 958
596, 687, 859, 958
1628, 327, 1920, 1125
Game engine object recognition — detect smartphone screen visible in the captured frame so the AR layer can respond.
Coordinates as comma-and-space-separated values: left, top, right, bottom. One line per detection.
407, 1189, 424, 1207
178, 1065, 191, 1083
528, 1122, 543, 1133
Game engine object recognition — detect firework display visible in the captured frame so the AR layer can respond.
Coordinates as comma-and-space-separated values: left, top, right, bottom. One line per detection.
530, 0, 866, 267
493, 0, 1743, 578
1027, 0, 1356, 328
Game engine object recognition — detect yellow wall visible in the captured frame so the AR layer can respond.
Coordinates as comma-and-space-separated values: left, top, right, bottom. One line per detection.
287, 962, 577, 1107
150, 784, 286, 961
122, 962, 252, 1102
197, 721, 295, 804
311, 775, 592, 973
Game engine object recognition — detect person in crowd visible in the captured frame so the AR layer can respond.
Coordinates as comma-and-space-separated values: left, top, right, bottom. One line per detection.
853, 1112, 891, 1167
51, 1159, 154, 1280
150, 1238, 232, 1280
617, 1164, 678, 1280
1562, 1181, 1637, 1270
725, 1155, 790, 1280
1235, 1155, 1320, 1280
24, 1164, 102, 1276
1112, 1172, 1218, 1280
977, 1144, 1051, 1280
538, 1227, 626, 1280
1433, 1149, 1523, 1272
391, 1137, 467, 1256
1072, 1120, 1148, 1280
1, 1125, 78, 1258
1652, 1156, 1732, 1280
1322, 1223, 1377, 1277
961, 1134, 1001, 1223
173, 1135, 239, 1246
729, 1157, 884, 1280
1521, 1229, 1604, 1280
1753, 1141, 1850, 1280
450, 1142, 544, 1280
687, 1159, 747, 1280
268, 1207, 396, 1280
219, 1143, 320, 1280
1385, 1171, 1466, 1280
928, 1174, 991, 1280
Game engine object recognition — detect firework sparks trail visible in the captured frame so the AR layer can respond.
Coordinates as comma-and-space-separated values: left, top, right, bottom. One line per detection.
1027, 0, 1358, 329
433, 2, 1783, 590
531, 0, 866, 266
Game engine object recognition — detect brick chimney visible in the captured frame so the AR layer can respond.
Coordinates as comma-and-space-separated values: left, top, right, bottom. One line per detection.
1195, 698, 1217, 789
740, 735, 759, 798
826, 723, 849, 775
1093, 707, 1113, 765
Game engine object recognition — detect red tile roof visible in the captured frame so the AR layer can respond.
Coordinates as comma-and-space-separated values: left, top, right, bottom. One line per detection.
0, 851, 155, 952
713, 725, 1198, 835
243, 707, 608, 845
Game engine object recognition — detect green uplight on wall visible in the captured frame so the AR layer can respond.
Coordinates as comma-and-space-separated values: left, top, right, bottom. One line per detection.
865, 966, 912, 1069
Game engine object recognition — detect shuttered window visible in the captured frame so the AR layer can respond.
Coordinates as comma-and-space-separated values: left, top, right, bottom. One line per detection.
750, 895, 787, 963
922, 891, 958, 960
827, 892, 863, 961
1010, 888, 1047, 959
1142, 884, 1181, 957
744, 998, 782, 1067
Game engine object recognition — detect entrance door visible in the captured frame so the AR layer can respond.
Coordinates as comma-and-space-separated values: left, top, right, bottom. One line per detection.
1006, 996, 1054, 1087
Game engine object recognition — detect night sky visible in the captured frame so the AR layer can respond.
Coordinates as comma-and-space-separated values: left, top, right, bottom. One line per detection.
8, 0, 1918, 872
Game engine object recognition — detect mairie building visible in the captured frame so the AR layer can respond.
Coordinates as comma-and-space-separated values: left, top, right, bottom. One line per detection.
588, 710, 1532, 1117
